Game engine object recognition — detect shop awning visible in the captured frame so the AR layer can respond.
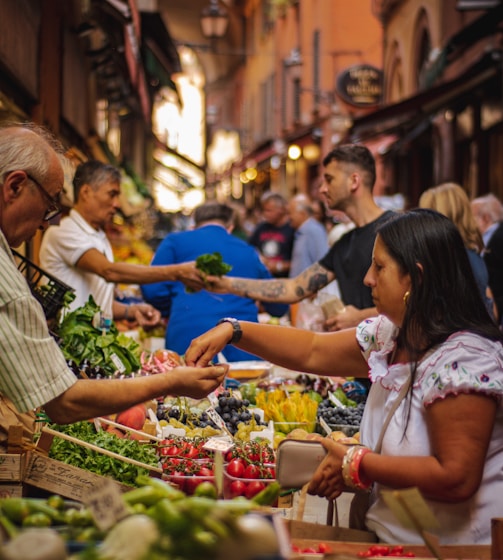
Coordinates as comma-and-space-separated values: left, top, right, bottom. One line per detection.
140, 12, 182, 99
349, 50, 501, 142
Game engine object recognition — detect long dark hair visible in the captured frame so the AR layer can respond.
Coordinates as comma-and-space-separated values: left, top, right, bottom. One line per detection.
378, 209, 503, 360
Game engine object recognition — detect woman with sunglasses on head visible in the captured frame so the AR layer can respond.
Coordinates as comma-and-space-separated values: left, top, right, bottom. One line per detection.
186, 209, 503, 545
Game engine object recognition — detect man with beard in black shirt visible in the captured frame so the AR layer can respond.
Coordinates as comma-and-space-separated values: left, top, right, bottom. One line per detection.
203, 144, 393, 332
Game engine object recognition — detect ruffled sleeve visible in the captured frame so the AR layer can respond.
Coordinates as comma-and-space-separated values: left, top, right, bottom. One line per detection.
421, 333, 503, 406
356, 315, 397, 361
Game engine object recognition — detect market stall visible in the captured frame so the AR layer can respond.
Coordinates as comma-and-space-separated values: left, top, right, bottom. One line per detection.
0, 282, 500, 559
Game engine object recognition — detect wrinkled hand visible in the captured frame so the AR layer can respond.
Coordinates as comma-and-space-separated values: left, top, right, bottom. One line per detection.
307, 438, 348, 501
131, 303, 162, 328
166, 364, 229, 399
175, 262, 209, 292
324, 305, 364, 332
185, 324, 233, 367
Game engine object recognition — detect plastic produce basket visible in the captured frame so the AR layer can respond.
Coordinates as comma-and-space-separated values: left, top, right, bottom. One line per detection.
12, 249, 75, 321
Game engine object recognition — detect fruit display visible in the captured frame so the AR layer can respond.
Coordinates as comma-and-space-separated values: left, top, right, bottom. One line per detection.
255, 388, 319, 435
317, 399, 365, 427
161, 458, 216, 496
157, 391, 269, 441
316, 386, 366, 435
157, 436, 214, 461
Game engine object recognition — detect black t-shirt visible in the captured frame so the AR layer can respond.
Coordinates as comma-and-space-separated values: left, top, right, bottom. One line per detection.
248, 221, 295, 277
319, 211, 395, 309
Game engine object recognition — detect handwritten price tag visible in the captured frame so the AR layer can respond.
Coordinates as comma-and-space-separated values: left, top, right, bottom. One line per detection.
203, 435, 234, 453
110, 353, 126, 374
84, 478, 128, 531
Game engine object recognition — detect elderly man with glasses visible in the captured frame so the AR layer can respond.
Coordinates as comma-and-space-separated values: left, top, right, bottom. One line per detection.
0, 123, 227, 451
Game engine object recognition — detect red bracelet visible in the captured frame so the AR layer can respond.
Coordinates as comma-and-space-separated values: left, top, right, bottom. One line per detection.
341, 445, 372, 491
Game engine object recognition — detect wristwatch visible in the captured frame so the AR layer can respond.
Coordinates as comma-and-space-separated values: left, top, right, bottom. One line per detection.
216, 317, 242, 344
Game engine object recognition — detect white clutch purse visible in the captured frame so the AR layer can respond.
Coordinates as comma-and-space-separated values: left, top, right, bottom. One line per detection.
275, 439, 327, 489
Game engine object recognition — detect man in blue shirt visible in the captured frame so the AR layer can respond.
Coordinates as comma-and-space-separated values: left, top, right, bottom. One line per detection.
287, 194, 329, 277
141, 202, 287, 361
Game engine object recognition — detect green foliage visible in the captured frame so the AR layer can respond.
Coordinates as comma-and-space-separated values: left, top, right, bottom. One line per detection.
56, 296, 141, 377
48, 422, 158, 486
195, 252, 232, 277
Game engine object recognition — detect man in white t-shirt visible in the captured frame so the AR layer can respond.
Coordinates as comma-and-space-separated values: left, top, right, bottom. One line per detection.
40, 161, 206, 325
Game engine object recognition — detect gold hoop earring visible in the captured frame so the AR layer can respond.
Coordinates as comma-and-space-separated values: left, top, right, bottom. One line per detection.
403, 291, 410, 306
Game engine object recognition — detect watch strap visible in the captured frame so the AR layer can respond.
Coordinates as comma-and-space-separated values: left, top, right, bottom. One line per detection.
216, 317, 242, 344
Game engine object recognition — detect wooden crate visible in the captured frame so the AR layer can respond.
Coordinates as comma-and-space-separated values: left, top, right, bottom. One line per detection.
290, 538, 491, 559
0, 453, 26, 481
23, 452, 130, 502
0, 483, 25, 499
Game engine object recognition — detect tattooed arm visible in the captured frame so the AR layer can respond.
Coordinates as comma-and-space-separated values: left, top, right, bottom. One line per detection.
204, 262, 335, 303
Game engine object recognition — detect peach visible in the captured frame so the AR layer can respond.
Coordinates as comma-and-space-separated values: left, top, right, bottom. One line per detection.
116, 404, 147, 431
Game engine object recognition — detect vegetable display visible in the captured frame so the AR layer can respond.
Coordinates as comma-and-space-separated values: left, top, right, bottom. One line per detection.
0, 476, 281, 560
56, 296, 141, 377
47, 422, 158, 486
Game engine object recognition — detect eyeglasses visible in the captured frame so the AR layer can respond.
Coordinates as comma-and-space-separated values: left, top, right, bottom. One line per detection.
26, 173, 62, 221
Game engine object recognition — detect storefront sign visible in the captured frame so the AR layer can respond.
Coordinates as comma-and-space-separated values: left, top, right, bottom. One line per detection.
336, 65, 383, 107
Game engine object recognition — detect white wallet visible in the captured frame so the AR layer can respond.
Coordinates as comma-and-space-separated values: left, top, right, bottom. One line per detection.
275, 439, 327, 489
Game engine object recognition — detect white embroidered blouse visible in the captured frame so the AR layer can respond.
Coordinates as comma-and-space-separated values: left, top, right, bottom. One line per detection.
356, 315, 503, 544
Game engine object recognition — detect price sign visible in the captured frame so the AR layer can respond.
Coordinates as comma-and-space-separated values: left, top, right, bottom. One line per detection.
203, 435, 234, 453
207, 392, 219, 408
110, 353, 126, 374
328, 391, 346, 409
319, 417, 332, 435
205, 407, 228, 431
84, 478, 129, 531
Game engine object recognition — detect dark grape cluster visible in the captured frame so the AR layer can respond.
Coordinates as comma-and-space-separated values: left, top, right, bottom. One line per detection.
317, 399, 366, 426
215, 391, 266, 435
66, 359, 108, 379
156, 404, 220, 430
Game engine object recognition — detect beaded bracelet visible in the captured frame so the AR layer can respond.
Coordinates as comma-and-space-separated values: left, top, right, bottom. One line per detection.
341, 445, 372, 491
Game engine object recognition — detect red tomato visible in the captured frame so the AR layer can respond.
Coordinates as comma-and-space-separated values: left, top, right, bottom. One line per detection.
170, 474, 186, 491
227, 458, 245, 478
185, 477, 203, 495
317, 542, 333, 554
229, 480, 246, 497
301, 548, 318, 554
244, 480, 266, 499
166, 446, 181, 457
369, 545, 390, 556
197, 466, 213, 477
181, 446, 199, 459
263, 465, 276, 479
243, 464, 260, 479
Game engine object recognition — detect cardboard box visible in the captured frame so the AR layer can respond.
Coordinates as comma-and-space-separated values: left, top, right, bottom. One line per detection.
24, 453, 130, 502
0, 453, 26, 481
